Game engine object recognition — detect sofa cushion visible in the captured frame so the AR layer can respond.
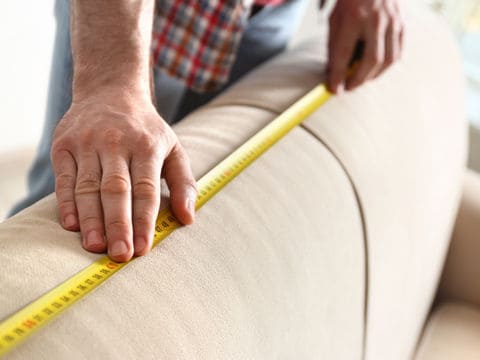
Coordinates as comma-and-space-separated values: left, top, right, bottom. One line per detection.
438, 170, 480, 308
205, 7, 468, 359
0, 105, 366, 359
415, 302, 480, 359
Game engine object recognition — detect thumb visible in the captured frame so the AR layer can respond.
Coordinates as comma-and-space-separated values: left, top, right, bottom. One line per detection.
163, 143, 197, 225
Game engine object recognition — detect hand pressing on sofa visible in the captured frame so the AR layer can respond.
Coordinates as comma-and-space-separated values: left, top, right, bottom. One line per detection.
52, 97, 197, 263
326, 0, 404, 93
51, 0, 197, 263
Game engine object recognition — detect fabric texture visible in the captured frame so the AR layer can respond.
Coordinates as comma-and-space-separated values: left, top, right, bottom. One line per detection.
0, 7, 468, 359
0, 106, 365, 359
415, 302, 480, 360
152, 0, 285, 92
438, 170, 480, 308
205, 7, 468, 360
415, 171, 480, 359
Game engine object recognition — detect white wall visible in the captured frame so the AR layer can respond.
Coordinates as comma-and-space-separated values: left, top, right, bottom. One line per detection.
0, 1, 56, 154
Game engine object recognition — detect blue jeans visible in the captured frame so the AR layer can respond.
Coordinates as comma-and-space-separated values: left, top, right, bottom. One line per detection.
9, 0, 307, 216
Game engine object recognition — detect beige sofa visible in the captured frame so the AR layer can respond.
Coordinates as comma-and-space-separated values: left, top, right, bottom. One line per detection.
415, 170, 480, 359
0, 6, 477, 360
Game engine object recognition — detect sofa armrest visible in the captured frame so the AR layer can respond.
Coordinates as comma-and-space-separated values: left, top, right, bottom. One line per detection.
438, 170, 480, 307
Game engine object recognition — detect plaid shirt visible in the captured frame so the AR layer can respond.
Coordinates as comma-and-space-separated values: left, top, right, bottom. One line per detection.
151, 0, 284, 93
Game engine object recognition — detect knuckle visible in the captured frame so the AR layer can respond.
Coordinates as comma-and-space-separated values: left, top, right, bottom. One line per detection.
101, 174, 131, 195
348, 6, 368, 21
133, 215, 154, 228
375, 53, 384, 67
136, 133, 158, 156
330, 45, 352, 65
75, 172, 101, 195
52, 121, 69, 141
162, 127, 178, 148
351, 70, 367, 85
79, 215, 102, 227
133, 179, 158, 200
56, 173, 75, 189
328, 64, 344, 76
394, 18, 404, 34
172, 142, 189, 161
79, 129, 95, 148
371, 12, 386, 30
384, 54, 394, 66
51, 143, 71, 164
367, 51, 383, 67
386, 5, 397, 19
102, 128, 126, 150
106, 220, 130, 234
57, 199, 75, 214
172, 179, 198, 194
51, 140, 66, 155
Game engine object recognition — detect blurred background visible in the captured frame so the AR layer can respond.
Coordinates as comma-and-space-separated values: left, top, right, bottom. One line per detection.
427, 0, 480, 171
0, 0, 479, 219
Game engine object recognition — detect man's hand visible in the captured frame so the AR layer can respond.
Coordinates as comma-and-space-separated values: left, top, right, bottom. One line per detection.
52, 95, 197, 263
326, 0, 404, 93
51, 0, 197, 262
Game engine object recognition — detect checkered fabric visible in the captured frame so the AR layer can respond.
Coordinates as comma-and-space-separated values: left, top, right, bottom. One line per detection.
151, 0, 283, 93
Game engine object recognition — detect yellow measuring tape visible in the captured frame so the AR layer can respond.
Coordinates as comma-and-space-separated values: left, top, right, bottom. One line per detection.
0, 84, 331, 357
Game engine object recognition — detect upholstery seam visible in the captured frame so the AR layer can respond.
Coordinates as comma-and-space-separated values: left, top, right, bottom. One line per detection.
184, 101, 371, 359
298, 123, 370, 360
200, 100, 294, 115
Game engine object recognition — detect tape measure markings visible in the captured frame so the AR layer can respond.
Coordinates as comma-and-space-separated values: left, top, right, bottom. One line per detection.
0, 83, 331, 357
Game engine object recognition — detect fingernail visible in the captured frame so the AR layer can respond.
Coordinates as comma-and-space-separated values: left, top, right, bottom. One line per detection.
110, 241, 128, 257
187, 197, 196, 216
187, 190, 197, 215
85, 231, 103, 248
64, 214, 76, 228
135, 237, 147, 254
337, 83, 345, 94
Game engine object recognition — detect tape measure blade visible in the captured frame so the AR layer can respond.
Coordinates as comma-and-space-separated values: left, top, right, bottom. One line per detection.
0, 83, 331, 357
196, 84, 331, 207
0, 257, 128, 356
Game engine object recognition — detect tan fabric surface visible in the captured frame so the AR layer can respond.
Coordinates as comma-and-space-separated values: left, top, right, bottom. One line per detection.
438, 170, 480, 307
205, 8, 468, 360
0, 106, 365, 359
415, 302, 480, 360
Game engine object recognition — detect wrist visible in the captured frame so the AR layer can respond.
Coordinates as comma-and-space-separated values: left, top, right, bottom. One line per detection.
72, 75, 151, 105
71, 85, 155, 114
72, 56, 151, 102
70, 0, 154, 104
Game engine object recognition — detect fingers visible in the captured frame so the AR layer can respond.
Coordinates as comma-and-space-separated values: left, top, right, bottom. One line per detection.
52, 149, 79, 231
328, 0, 404, 93
394, 1, 405, 60
378, 6, 403, 75
52, 108, 196, 263
327, 11, 360, 94
101, 155, 134, 262
75, 151, 106, 253
163, 144, 197, 226
345, 20, 386, 91
381, 22, 395, 75
130, 153, 162, 257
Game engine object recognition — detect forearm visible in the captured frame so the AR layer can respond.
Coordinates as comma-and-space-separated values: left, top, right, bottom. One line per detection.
70, 0, 154, 102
